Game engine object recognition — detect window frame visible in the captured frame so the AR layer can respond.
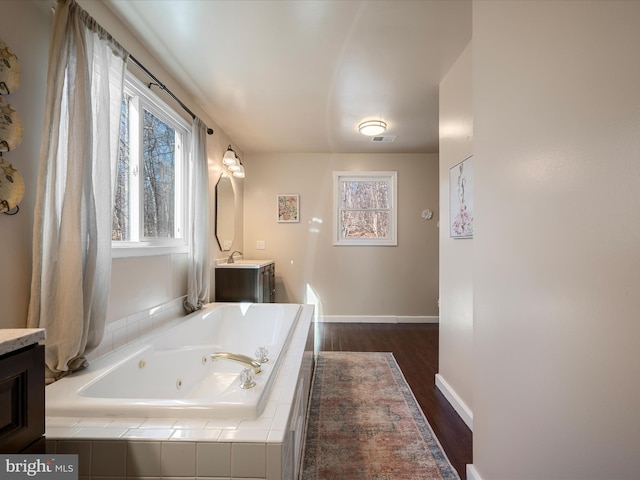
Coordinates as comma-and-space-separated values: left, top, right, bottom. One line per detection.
112, 72, 191, 258
333, 171, 398, 246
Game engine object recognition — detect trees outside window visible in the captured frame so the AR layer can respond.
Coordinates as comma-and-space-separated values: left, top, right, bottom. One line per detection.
333, 171, 397, 246
112, 73, 189, 255
142, 109, 178, 239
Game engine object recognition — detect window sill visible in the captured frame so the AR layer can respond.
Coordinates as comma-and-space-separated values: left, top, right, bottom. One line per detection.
111, 244, 189, 258
333, 240, 398, 246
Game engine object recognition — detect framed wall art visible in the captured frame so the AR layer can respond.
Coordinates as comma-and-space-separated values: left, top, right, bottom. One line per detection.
277, 194, 299, 223
449, 155, 474, 238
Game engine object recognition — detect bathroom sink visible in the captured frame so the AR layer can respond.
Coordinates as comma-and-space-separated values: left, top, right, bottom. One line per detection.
216, 259, 273, 268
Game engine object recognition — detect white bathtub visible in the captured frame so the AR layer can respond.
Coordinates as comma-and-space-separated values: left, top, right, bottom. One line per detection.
46, 302, 303, 419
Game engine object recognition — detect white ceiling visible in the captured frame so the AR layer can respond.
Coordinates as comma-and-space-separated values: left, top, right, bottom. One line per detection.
104, 0, 471, 154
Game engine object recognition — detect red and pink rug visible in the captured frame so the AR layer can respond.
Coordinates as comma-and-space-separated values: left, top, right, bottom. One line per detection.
301, 352, 460, 480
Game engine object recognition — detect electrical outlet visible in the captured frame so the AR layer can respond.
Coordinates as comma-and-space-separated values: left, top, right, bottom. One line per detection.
256, 240, 265, 250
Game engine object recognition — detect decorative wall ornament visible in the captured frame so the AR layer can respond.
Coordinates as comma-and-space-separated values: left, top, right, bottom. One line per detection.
0, 156, 24, 214
449, 155, 474, 238
0, 37, 21, 95
277, 194, 300, 223
0, 36, 24, 215
0, 96, 23, 152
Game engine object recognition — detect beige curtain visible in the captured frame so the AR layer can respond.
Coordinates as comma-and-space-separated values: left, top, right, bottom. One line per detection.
184, 118, 211, 313
28, 0, 128, 383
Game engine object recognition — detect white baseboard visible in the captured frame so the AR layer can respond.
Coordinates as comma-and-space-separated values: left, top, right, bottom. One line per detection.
317, 315, 439, 323
434, 373, 473, 430
466, 464, 483, 480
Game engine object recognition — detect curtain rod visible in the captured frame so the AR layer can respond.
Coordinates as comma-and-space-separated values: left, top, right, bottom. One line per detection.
128, 55, 214, 135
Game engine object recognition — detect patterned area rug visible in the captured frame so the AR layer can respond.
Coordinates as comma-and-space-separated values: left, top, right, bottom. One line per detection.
301, 352, 460, 480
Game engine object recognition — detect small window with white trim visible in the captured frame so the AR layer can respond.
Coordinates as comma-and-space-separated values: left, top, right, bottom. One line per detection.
333, 171, 397, 246
112, 73, 190, 256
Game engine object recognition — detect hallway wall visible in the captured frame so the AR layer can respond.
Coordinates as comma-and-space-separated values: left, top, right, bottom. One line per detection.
438, 43, 474, 427
472, 1, 640, 478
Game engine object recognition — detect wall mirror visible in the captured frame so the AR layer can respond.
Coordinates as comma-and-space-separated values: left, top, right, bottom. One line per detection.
215, 173, 235, 251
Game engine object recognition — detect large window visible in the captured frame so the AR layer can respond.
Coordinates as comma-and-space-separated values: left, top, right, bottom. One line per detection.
112, 73, 190, 255
333, 171, 398, 246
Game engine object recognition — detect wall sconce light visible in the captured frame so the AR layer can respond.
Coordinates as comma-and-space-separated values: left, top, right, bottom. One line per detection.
223, 145, 237, 166
222, 145, 245, 178
232, 165, 245, 178
358, 120, 387, 136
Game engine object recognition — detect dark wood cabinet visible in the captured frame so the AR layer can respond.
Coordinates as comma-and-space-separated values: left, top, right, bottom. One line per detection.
263, 263, 276, 302
0, 343, 45, 453
215, 262, 275, 303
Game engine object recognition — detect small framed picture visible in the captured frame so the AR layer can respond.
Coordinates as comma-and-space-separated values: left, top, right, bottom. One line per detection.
277, 194, 300, 223
449, 155, 474, 238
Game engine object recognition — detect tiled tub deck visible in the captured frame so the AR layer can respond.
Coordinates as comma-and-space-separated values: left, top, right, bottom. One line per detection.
45, 305, 315, 480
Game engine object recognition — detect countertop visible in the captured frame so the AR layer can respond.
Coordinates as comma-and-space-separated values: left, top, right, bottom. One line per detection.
215, 259, 274, 269
0, 328, 46, 357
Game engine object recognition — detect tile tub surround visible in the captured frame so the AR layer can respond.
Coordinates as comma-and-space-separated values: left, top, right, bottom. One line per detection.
87, 297, 187, 363
45, 304, 315, 480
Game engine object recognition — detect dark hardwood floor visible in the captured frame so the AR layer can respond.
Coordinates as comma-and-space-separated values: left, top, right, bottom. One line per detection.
314, 323, 472, 479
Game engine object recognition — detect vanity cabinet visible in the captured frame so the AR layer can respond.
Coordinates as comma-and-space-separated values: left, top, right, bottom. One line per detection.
0, 330, 46, 454
216, 261, 275, 303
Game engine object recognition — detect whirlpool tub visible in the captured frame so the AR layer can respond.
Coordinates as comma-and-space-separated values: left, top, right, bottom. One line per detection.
46, 302, 308, 419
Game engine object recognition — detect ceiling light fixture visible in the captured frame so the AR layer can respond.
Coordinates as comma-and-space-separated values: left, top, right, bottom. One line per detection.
358, 120, 387, 136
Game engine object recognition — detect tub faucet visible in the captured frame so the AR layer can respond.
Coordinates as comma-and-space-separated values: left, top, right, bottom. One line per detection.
210, 352, 262, 374
227, 250, 242, 263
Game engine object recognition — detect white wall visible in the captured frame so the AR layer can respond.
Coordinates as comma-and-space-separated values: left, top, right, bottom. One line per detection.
2, 1, 435, 330
242, 153, 440, 319
1, 1, 244, 330
438, 43, 473, 426
79, 0, 243, 323
472, 1, 640, 478
0, 1, 50, 328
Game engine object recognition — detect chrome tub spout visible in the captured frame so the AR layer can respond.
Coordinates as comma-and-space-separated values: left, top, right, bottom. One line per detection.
210, 352, 262, 374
